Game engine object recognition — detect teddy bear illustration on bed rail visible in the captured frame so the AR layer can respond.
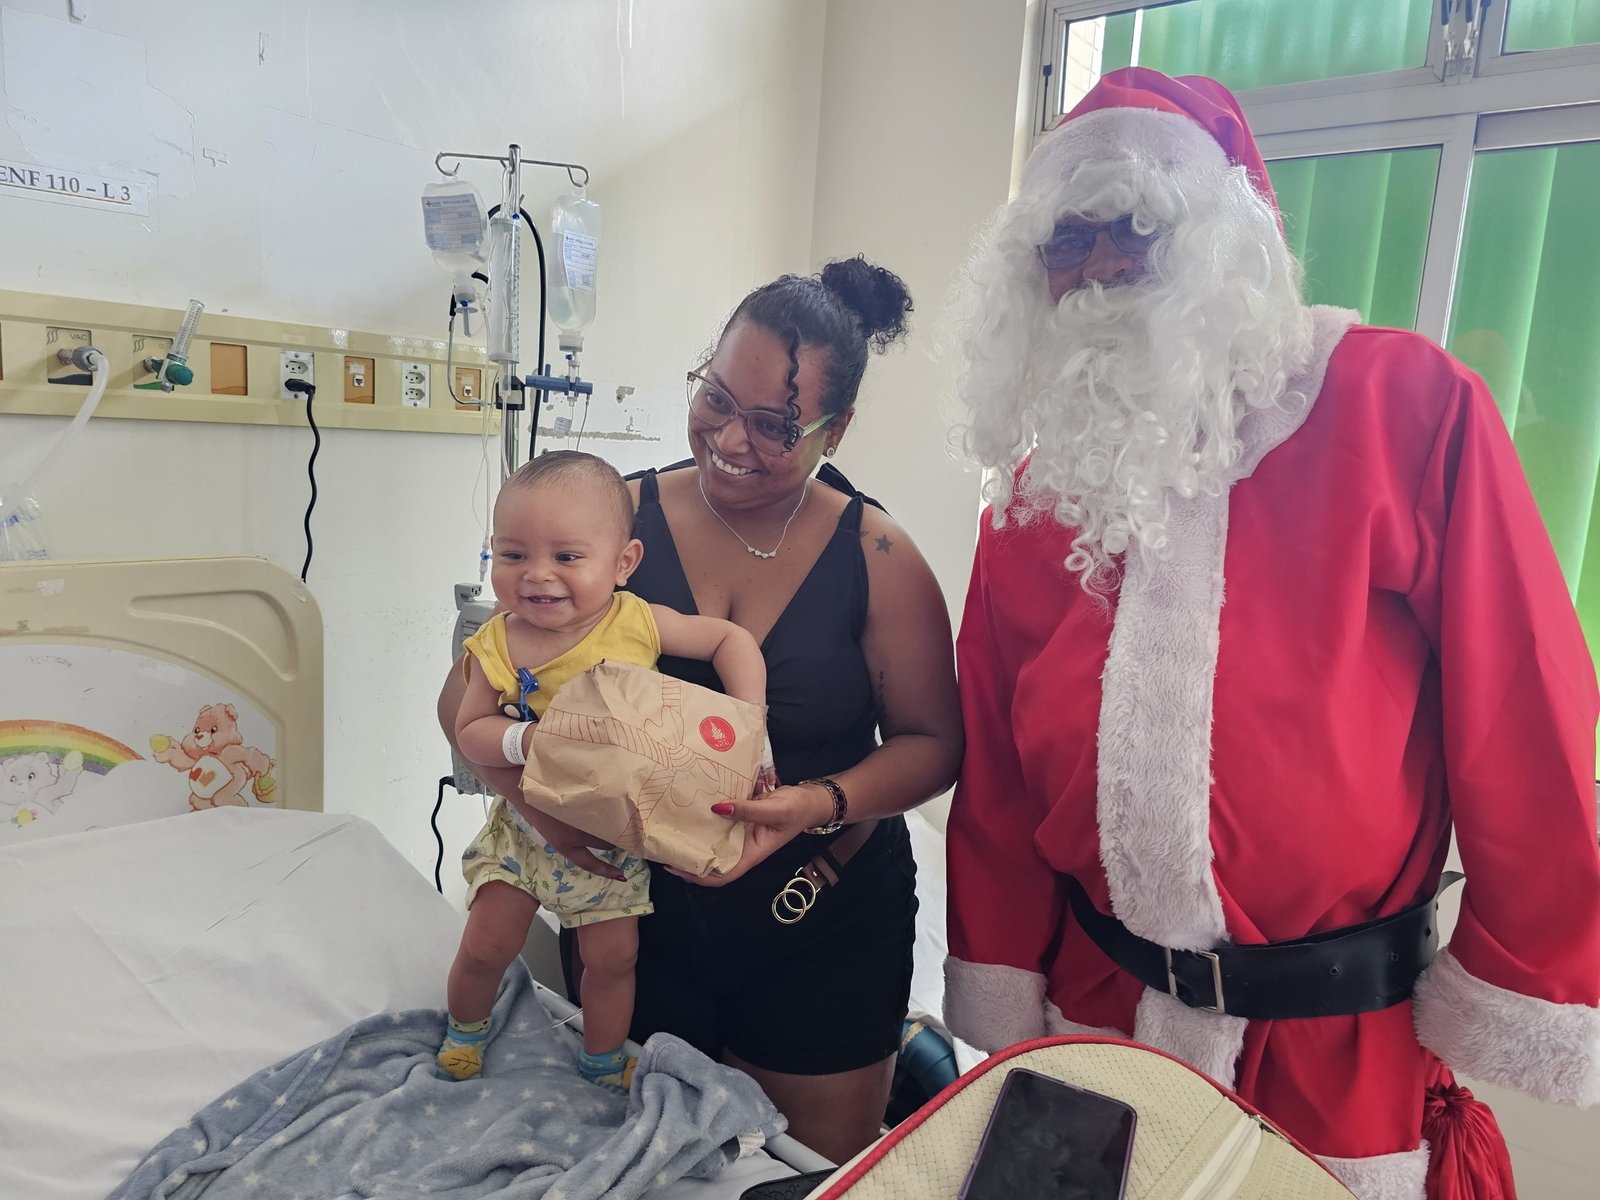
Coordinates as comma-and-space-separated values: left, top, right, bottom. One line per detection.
150, 704, 278, 810
1, 750, 84, 827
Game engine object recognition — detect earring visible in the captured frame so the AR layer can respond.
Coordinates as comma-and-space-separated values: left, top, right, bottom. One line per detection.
824, 444, 837, 458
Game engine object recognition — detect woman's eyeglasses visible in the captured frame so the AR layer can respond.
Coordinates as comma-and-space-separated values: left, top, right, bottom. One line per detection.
1037, 216, 1162, 271
686, 369, 835, 455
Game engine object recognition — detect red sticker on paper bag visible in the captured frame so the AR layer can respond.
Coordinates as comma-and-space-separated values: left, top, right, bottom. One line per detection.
699, 716, 736, 752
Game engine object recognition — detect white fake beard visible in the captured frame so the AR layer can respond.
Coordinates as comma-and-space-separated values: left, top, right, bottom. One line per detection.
947, 185, 1312, 595
954, 159, 1313, 593
1013, 276, 1243, 590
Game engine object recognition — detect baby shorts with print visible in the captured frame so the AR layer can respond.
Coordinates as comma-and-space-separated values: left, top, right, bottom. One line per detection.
462, 797, 653, 928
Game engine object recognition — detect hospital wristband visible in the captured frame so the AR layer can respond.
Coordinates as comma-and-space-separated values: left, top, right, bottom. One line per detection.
502, 720, 533, 766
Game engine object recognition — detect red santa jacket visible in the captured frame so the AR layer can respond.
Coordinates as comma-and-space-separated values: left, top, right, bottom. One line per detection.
945, 312, 1600, 1189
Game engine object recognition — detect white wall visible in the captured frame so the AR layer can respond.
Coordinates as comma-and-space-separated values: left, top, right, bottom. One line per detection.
811, 0, 1026, 611
0, 0, 825, 895
810, 0, 1029, 828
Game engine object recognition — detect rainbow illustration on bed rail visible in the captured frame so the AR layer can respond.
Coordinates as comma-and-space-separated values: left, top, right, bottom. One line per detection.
0, 720, 144, 774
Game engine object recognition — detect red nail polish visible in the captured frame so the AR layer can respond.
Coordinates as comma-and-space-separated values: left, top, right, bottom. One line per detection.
711, 802, 735, 816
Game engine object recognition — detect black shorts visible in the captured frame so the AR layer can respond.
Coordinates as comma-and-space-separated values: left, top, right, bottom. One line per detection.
564, 816, 918, 1075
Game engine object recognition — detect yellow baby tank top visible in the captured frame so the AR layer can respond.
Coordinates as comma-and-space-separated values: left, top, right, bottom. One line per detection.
461, 592, 660, 719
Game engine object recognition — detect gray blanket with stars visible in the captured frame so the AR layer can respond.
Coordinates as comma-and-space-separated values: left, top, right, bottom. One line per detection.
110, 963, 784, 1199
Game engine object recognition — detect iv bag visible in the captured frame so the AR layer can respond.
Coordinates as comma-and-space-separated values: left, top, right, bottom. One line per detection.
421, 179, 488, 279
548, 191, 602, 336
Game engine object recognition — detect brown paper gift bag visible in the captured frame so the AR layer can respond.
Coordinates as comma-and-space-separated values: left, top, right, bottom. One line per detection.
519, 660, 761, 876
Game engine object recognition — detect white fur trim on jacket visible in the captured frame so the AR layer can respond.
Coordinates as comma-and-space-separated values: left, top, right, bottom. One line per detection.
1133, 989, 1248, 1092
1092, 306, 1358, 1083
944, 957, 1047, 1053
1414, 949, 1600, 1106
1319, 1144, 1429, 1200
1045, 1001, 1126, 1040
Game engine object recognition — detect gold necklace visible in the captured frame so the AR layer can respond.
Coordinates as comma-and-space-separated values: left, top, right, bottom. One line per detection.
699, 474, 808, 559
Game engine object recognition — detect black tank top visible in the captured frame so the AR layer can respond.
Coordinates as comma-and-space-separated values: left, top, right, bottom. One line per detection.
627, 463, 879, 786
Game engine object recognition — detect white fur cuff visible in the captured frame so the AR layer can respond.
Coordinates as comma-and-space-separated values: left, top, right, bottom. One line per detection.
1045, 1000, 1126, 1040
943, 958, 1048, 1053
1319, 1144, 1429, 1200
1414, 950, 1600, 1106
1133, 987, 1247, 1091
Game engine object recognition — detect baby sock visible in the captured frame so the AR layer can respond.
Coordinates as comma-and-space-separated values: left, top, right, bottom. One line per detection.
577, 1045, 637, 1092
436, 1015, 492, 1081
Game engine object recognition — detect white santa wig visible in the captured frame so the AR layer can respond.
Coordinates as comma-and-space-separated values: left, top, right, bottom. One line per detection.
954, 105, 1316, 592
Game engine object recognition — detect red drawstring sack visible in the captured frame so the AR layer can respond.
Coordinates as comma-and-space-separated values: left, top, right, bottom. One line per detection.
1423, 1061, 1518, 1200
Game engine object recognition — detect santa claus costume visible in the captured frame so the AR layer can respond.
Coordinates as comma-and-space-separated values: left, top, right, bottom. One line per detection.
945, 68, 1600, 1200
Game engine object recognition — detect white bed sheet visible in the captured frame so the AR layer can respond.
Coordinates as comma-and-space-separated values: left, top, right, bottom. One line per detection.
903, 809, 984, 1075
0, 808, 793, 1199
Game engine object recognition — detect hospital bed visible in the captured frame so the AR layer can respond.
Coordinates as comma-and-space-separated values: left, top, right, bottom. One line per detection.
0, 555, 835, 1198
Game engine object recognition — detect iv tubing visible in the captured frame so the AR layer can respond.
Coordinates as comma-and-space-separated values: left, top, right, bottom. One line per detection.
0, 347, 109, 526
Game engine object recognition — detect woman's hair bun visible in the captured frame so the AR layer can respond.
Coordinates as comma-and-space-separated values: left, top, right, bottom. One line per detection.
819, 255, 912, 352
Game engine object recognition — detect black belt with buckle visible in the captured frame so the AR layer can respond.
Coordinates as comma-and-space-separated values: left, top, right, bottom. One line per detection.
1065, 872, 1463, 1020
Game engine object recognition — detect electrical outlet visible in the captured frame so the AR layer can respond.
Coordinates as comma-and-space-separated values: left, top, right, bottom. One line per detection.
279, 349, 314, 399
46, 326, 94, 384
401, 360, 429, 408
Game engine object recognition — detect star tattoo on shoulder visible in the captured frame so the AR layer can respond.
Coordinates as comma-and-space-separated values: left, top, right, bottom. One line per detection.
874, 534, 894, 553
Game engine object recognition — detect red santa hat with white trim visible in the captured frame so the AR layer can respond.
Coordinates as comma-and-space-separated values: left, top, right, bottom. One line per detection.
1021, 66, 1278, 215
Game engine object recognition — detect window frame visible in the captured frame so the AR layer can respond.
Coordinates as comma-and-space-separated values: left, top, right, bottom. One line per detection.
1475, 0, 1600, 79
1254, 115, 1477, 343
1037, 0, 1600, 140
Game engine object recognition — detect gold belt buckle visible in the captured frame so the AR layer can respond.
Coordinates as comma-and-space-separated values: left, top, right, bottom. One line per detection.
771, 869, 821, 924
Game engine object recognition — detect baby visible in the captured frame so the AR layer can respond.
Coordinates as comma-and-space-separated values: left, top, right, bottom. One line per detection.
441, 450, 767, 1090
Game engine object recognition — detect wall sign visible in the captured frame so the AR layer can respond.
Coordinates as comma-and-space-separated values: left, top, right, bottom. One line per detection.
0, 158, 150, 215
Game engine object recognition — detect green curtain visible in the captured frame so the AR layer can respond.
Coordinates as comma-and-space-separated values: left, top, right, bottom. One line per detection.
1505, 0, 1600, 52
1098, 0, 1434, 90
1446, 142, 1600, 674
1266, 149, 1439, 331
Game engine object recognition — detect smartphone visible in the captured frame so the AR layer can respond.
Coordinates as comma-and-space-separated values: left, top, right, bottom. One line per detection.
957, 1068, 1137, 1200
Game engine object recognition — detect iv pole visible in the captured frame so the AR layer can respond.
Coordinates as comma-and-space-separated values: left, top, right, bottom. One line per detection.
432, 145, 594, 479
435, 145, 597, 806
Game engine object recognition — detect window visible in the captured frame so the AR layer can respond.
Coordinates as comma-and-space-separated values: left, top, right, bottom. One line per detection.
1042, 0, 1600, 129
1447, 136, 1600, 618
1090, 0, 1433, 92
1046, 0, 1440, 118
1504, 0, 1600, 52
1266, 147, 1440, 330
1036, 1, 1600, 717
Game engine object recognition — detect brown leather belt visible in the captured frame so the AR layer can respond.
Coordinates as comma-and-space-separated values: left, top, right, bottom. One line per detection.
770, 819, 877, 924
